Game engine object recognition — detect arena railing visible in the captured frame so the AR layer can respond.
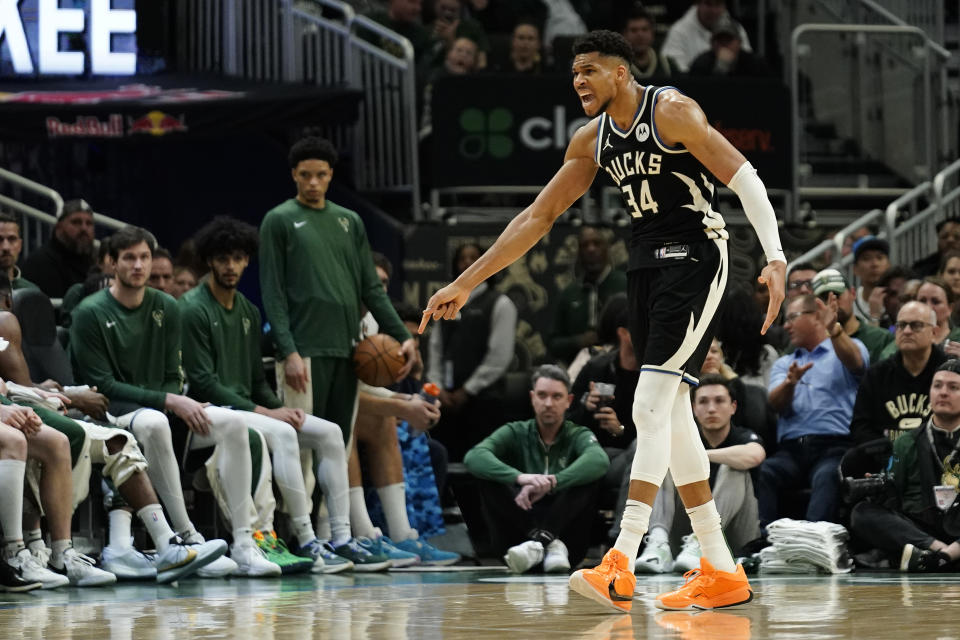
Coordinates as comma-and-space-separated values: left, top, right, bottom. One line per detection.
790, 24, 945, 216
0, 166, 126, 261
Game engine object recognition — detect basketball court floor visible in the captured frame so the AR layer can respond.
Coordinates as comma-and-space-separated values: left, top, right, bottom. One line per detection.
1, 566, 957, 639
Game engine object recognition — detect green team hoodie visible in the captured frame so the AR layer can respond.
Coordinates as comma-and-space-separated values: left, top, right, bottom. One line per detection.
180, 283, 281, 412
259, 198, 410, 360
463, 419, 609, 490
70, 287, 182, 410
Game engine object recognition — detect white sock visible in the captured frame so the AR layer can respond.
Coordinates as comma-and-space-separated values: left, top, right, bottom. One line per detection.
349, 487, 378, 539
25, 529, 44, 552
3, 540, 23, 559
109, 510, 134, 549
50, 539, 72, 568
136, 504, 176, 551
686, 500, 736, 573
233, 527, 255, 548
377, 483, 416, 542
614, 500, 652, 572
291, 514, 316, 547
0, 460, 25, 545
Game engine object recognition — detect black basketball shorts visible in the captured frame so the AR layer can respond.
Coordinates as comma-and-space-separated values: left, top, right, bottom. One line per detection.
627, 238, 728, 386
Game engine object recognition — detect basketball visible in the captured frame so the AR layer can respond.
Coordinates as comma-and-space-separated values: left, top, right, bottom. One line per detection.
353, 333, 405, 387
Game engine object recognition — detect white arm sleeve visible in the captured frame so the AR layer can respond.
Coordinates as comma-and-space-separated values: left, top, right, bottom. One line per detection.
727, 161, 786, 264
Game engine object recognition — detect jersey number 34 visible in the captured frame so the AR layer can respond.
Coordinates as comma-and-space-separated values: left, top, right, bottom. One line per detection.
621, 180, 658, 217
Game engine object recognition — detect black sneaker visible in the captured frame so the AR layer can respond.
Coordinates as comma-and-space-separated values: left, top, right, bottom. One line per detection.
900, 544, 951, 572
0, 557, 42, 592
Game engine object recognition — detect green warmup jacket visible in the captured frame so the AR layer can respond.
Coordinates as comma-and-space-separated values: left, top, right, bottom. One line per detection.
546, 267, 627, 363
180, 283, 282, 412
259, 198, 410, 360
464, 419, 609, 490
70, 288, 182, 410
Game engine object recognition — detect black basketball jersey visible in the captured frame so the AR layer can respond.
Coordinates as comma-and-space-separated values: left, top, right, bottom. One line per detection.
595, 86, 728, 255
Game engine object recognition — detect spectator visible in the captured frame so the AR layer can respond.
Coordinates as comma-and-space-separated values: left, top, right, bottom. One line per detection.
688, 16, 769, 78
621, 5, 672, 81
489, 20, 543, 74
812, 268, 893, 364
716, 285, 780, 387
426, 242, 516, 461
850, 301, 946, 445
541, 0, 587, 50
760, 294, 867, 528
464, 364, 609, 573
0, 212, 37, 291
851, 236, 891, 326
60, 236, 115, 322
636, 374, 765, 573
71, 225, 279, 577
879, 277, 960, 360
849, 358, 960, 572
786, 262, 817, 300
21, 199, 96, 299
368, 0, 435, 69
912, 218, 960, 278
170, 265, 197, 299
420, 36, 481, 136
427, 0, 489, 69
546, 225, 627, 365
148, 247, 174, 295
464, 0, 545, 36
568, 294, 636, 514
661, 0, 751, 73
876, 266, 913, 330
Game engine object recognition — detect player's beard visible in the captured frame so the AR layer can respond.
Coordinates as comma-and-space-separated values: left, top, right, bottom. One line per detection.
213, 271, 238, 291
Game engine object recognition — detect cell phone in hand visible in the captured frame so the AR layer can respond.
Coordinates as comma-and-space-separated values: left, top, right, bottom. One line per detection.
593, 382, 615, 408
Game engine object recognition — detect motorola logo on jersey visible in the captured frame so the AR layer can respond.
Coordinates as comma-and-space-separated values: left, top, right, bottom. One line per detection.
636, 123, 650, 142
458, 106, 589, 158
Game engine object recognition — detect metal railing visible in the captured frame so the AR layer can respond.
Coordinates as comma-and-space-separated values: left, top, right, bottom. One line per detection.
0, 167, 126, 258
787, 160, 960, 281
790, 24, 942, 213
177, 0, 421, 219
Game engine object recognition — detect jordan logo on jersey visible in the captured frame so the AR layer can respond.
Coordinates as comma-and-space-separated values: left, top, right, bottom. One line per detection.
152, 310, 163, 328
603, 134, 613, 151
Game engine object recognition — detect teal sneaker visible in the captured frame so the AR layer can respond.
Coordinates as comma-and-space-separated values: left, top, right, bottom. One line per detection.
356, 536, 419, 568
390, 536, 461, 566
254, 531, 314, 575
333, 538, 391, 572
292, 538, 353, 574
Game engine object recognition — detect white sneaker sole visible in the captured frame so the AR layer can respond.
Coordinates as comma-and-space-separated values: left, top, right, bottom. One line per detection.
505, 548, 540, 574
318, 560, 354, 574
568, 571, 632, 614
353, 559, 392, 572
158, 540, 228, 584
635, 559, 673, 574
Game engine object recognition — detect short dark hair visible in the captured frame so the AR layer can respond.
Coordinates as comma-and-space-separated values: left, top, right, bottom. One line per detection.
598, 292, 629, 346
153, 247, 173, 263
372, 251, 393, 281
789, 262, 817, 275
936, 217, 960, 234
878, 265, 910, 287
0, 211, 20, 234
288, 136, 338, 169
530, 364, 571, 392
193, 216, 259, 263
623, 4, 654, 30
694, 374, 736, 403
572, 30, 633, 65
921, 276, 956, 305
108, 226, 156, 260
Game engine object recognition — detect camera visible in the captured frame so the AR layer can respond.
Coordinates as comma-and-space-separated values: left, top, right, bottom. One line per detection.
841, 474, 889, 504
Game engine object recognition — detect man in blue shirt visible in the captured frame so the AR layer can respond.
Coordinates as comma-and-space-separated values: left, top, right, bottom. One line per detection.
760, 294, 869, 527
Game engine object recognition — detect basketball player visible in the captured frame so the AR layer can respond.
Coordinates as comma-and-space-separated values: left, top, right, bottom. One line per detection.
420, 30, 785, 613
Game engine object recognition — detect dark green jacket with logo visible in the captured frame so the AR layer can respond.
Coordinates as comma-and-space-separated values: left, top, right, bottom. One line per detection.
887, 421, 952, 526
463, 419, 609, 490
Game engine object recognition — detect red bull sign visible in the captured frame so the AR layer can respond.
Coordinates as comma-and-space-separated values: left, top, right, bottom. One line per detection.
0, 0, 136, 75
127, 111, 187, 136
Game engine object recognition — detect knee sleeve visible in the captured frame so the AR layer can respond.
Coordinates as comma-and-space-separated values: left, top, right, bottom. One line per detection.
125, 409, 173, 453
667, 385, 710, 487
628, 372, 683, 486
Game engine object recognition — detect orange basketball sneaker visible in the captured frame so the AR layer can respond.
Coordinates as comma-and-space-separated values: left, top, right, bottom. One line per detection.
568, 548, 635, 613
655, 611, 752, 640
655, 558, 753, 611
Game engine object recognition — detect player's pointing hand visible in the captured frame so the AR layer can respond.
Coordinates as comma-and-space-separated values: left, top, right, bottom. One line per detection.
758, 260, 786, 336
418, 282, 472, 334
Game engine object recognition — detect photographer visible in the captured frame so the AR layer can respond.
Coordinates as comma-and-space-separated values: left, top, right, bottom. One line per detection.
849, 359, 960, 572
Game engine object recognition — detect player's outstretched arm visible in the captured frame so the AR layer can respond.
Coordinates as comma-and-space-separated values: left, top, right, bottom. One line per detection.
655, 91, 786, 334
419, 123, 600, 333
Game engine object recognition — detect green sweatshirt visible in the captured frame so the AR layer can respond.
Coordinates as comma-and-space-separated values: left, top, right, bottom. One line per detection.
180, 283, 281, 412
259, 198, 410, 360
464, 419, 609, 490
70, 288, 183, 410
546, 268, 628, 363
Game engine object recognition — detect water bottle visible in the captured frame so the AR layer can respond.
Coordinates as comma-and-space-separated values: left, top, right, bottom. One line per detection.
419, 382, 440, 404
